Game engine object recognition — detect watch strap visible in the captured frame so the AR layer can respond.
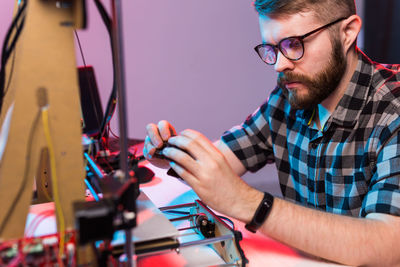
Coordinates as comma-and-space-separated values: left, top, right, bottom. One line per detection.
245, 192, 274, 233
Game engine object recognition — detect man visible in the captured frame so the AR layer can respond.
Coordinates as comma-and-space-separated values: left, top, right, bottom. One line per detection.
143, 0, 400, 266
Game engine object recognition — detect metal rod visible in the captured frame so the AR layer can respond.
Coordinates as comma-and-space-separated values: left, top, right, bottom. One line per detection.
169, 214, 197, 222
111, 0, 128, 181
110, 0, 134, 266
177, 226, 198, 231
179, 234, 233, 248
159, 202, 196, 211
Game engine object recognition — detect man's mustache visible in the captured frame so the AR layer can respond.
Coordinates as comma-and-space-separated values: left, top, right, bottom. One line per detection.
278, 72, 312, 87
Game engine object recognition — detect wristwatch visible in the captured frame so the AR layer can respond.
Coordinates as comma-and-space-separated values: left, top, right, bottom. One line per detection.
245, 192, 274, 233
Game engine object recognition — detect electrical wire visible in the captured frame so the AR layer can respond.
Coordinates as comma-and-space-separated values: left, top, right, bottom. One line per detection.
93, 0, 118, 148
3, 45, 17, 97
218, 216, 235, 230
74, 30, 87, 68
108, 123, 119, 139
76, 0, 118, 147
41, 107, 65, 260
0, 110, 41, 236
75, 31, 105, 138
93, 0, 111, 35
0, 0, 27, 114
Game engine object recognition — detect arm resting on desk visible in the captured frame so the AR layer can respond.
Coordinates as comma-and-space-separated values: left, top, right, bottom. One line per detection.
163, 130, 400, 267
259, 198, 400, 267
217, 138, 400, 266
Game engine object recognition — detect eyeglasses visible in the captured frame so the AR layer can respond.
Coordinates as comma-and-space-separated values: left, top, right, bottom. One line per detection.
254, 17, 347, 65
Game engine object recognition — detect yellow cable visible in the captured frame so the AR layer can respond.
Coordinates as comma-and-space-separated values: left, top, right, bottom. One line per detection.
41, 107, 65, 259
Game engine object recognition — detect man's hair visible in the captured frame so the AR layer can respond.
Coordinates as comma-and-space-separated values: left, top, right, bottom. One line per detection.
254, 0, 356, 23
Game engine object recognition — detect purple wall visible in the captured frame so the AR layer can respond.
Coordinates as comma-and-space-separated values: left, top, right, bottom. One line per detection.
76, 0, 275, 141
0, 0, 365, 195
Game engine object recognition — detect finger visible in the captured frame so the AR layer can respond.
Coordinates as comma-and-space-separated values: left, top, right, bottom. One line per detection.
143, 136, 156, 159
158, 120, 176, 141
146, 123, 163, 148
167, 135, 211, 163
163, 146, 198, 172
180, 129, 217, 154
169, 160, 198, 187
164, 137, 215, 179
171, 130, 218, 161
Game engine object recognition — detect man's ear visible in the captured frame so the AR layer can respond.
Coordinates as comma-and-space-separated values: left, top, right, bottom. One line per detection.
341, 15, 362, 53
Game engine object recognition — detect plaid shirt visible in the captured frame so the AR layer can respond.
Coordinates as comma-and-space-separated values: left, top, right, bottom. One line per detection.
222, 50, 400, 217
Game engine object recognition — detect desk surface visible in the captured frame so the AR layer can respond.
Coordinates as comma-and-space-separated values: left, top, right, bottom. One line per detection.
26, 160, 348, 267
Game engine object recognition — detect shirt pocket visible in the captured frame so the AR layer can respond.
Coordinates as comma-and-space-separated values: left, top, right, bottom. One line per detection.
325, 171, 368, 216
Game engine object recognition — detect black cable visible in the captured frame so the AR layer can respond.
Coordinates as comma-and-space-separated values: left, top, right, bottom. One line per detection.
3, 43, 17, 97
93, 0, 118, 147
0, 19, 25, 108
3, 11, 26, 62
0, 0, 27, 115
3, 3, 25, 97
0, 109, 41, 236
1, 0, 26, 65
74, 30, 88, 67
75, 30, 104, 135
93, 0, 112, 36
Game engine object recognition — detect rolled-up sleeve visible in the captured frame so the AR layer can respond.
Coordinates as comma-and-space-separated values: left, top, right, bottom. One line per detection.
361, 124, 400, 217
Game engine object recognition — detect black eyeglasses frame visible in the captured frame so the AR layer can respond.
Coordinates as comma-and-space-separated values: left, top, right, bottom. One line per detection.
254, 17, 348, 65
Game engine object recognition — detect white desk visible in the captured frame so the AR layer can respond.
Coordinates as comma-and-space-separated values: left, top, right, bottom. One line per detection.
25, 161, 348, 266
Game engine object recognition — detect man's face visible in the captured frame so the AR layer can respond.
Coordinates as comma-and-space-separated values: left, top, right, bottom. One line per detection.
259, 13, 347, 109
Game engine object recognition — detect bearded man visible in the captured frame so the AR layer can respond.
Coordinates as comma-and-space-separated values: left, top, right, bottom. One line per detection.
144, 1, 400, 265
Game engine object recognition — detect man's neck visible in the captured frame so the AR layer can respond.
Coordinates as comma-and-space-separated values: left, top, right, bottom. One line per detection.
320, 48, 359, 114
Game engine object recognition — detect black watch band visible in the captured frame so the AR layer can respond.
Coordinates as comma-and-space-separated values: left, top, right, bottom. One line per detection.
245, 192, 274, 233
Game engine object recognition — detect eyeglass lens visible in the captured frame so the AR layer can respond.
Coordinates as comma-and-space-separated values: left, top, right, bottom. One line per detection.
258, 37, 304, 65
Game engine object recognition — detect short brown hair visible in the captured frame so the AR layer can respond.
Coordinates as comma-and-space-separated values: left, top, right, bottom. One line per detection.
254, 0, 356, 23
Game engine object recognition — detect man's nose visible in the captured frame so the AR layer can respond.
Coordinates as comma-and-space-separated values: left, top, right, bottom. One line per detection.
274, 51, 295, 73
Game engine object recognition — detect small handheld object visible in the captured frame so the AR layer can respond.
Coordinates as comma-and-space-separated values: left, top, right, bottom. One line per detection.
153, 142, 176, 161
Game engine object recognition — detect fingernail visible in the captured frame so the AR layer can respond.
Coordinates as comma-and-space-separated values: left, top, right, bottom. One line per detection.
163, 147, 170, 155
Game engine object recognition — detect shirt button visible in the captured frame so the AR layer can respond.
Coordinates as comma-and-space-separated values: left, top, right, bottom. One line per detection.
310, 143, 318, 149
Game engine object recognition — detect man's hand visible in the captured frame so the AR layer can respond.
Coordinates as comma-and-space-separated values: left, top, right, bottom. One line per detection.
143, 120, 177, 169
162, 129, 263, 222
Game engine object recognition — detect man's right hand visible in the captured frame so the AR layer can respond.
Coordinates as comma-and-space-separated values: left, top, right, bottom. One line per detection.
143, 120, 177, 169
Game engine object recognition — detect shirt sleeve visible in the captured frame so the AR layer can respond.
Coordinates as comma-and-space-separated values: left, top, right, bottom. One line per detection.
361, 118, 400, 217
221, 100, 275, 173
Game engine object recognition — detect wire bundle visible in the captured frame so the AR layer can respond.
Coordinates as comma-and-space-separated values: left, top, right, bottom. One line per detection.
0, 0, 27, 114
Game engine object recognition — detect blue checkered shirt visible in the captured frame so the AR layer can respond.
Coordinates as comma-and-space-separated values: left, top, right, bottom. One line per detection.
222, 50, 400, 217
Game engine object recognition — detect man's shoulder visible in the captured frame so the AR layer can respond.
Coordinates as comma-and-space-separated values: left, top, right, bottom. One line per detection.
357, 52, 400, 108
370, 61, 400, 108
359, 59, 400, 131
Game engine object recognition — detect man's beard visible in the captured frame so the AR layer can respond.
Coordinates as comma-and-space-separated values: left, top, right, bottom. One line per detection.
277, 39, 347, 110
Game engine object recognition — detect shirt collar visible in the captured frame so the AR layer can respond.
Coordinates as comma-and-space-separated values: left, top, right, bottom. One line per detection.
289, 49, 385, 129
328, 49, 374, 128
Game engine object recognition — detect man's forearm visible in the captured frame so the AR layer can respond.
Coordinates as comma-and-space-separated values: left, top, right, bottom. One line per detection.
258, 198, 400, 266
